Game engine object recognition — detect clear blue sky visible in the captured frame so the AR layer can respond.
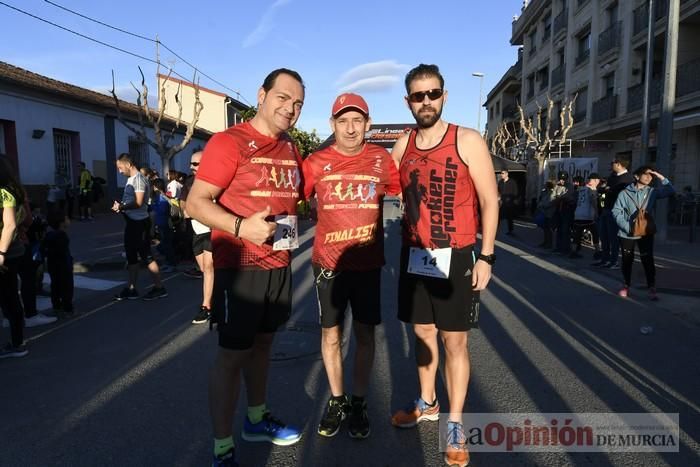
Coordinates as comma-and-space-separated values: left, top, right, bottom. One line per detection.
0, 0, 523, 139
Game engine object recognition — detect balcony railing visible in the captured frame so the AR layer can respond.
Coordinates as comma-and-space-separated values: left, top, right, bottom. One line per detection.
633, 0, 669, 36
502, 104, 519, 120
551, 64, 566, 88
678, 57, 700, 96
553, 9, 568, 37
575, 49, 590, 67
598, 21, 622, 56
591, 94, 617, 124
627, 58, 700, 113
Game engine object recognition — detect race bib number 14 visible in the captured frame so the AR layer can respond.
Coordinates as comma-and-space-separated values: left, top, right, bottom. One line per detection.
273, 215, 299, 251
407, 247, 452, 279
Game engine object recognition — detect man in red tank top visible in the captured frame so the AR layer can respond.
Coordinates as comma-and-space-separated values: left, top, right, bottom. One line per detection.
302, 93, 400, 440
187, 69, 305, 466
389, 64, 499, 467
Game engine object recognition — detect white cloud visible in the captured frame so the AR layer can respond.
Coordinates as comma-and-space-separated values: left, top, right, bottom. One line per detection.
242, 0, 293, 48
335, 60, 410, 93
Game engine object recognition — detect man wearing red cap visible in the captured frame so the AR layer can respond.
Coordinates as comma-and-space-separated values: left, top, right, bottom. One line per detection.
390, 64, 498, 467
302, 93, 400, 439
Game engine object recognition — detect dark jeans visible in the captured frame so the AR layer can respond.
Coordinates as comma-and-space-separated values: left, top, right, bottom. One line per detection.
18, 246, 39, 318
500, 204, 515, 233
48, 261, 74, 312
0, 257, 23, 347
600, 209, 620, 264
555, 210, 574, 252
620, 235, 655, 288
541, 217, 554, 248
156, 223, 176, 266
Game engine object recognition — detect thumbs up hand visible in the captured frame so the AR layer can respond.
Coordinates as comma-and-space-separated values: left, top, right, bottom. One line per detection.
238, 206, 277, 245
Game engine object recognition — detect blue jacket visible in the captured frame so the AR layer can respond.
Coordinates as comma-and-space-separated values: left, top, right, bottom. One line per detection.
612, 179, 674, 239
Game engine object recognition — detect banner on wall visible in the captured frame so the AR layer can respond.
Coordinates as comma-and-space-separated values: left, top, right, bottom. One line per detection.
543, 157, 599, 183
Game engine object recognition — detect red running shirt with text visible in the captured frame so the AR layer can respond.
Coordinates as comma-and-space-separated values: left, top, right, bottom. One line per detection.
303, 143, 400, 271
398, 124, 479, 249
197, 122, 302, 269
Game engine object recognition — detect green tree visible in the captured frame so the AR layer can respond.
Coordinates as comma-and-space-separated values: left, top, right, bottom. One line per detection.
240, 107, 321, 158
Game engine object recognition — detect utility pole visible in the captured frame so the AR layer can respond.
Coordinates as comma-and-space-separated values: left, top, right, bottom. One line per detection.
640, 0, 654, 165
655, 0, 679, 242
472, 72, 485, 132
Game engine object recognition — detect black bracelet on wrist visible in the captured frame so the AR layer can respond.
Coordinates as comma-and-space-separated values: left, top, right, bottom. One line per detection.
233, 216, 242, 237
0, 251, 6, 256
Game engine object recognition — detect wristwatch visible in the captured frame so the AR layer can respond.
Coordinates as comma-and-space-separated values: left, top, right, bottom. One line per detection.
477, 253, 496, 265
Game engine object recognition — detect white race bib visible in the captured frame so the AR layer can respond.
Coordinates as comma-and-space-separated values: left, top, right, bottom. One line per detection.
407, 247, 452, 279
273, 215, 299, 251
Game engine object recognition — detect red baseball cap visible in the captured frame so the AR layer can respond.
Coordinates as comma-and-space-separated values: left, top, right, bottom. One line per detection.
331, 93, 369, 117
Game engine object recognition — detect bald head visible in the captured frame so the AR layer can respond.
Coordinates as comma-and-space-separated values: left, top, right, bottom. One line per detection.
190, 151, 202, 175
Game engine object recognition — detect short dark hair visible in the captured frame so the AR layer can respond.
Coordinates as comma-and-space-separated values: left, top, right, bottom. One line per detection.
262, 68, 305, 93
117, 153, 135, 165
405, 64, 445, 94
611, 159, 628, 168
47, 210, 64, 230
633, 165, 654, 177
152, 177, 165, 192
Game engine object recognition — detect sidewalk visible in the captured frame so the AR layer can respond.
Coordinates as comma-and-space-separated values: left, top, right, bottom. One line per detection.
500, 218, 700, 325
66, 213, 142, 271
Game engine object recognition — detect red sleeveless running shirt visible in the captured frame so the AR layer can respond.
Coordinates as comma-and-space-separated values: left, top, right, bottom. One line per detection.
398, 124, 479, 249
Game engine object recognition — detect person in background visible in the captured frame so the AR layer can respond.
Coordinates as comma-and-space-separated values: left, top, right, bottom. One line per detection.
43, 210, 74, 315
598, 159, 634, 269
77, 162, 93, 221
612, 167, 674, 300
0, 155, 29, 358
497, 169, 519, 235
570, 173, 600, 259
151, 178, 177, 273
536, 180, 556, 249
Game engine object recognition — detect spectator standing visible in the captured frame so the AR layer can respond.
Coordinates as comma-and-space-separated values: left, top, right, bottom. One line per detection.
0, 155, 28, 358
497, 169, 519, 235
43, 210, 74, 314
552, 171, 576, 254
612, 167, 674, 300
598, 159, 634, 268
112, 153, 167, 301
77, 162, 93, 221
151, 178, 177, 273
536, 180, 556, 248
571, 173, 600, 258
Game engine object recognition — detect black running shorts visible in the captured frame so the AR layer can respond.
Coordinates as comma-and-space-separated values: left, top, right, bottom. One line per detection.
312, 265, 381, 329
398, 246, 480, 331
192, 231, 212, 256
212, 267, 292, 350
123, 217, 154, 266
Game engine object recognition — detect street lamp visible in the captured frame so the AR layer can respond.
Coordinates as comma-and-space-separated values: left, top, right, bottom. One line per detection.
472, 72, 485, 132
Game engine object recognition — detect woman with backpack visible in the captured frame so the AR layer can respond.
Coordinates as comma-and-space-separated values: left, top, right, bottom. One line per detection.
612, 166, 674, 300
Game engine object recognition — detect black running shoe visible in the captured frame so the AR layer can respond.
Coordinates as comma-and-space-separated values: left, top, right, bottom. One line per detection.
348, 398, 370, 439
192, 306, 210, 324
143, 287, 168, 301
114, 287, 139, 301
317, 395, 349, 437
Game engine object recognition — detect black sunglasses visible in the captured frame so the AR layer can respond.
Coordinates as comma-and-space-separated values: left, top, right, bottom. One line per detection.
190, 161, 200, 166
407, 89, 444, 103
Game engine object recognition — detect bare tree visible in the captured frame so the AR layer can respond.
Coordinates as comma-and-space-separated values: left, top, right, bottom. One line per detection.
516, 94, 576, 161
110, 66, 203, 174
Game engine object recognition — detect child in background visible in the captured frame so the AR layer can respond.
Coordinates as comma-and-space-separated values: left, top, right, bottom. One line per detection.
43, 210, 74, 314
151, 178, 176, 273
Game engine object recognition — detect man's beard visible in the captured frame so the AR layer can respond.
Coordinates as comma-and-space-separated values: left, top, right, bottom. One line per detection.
411, 104, 443, 128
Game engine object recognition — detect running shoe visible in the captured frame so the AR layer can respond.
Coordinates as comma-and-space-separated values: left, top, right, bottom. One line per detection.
318, 396, 349, 437
648, 287, 659, 301
0, 343, 29, 359
391, 398, 440, 428
192, 306, 211, 324
444, 421, 469, 467
211, 448, 238, 467
348, 398, 370, 439
143, 287, 168, 301
114, 287, 139, 301
618, 286, 629, 298
242, 412, 302, 446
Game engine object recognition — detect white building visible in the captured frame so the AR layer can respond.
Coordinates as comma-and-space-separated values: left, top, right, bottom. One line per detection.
0, 61, 212, 207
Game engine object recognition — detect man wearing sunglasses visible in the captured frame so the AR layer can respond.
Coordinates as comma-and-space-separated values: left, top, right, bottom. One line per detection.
179, 150, 215, 325
390, 64, 498, 467
302, 93, 401, 440
187, 69, 306, 467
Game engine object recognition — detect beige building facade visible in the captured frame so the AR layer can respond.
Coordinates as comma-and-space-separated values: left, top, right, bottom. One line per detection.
488, 0, 700, 200
157, 74, 249, 134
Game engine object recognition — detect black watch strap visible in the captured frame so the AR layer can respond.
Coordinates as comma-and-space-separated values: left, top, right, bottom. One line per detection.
478, 253, 496, 265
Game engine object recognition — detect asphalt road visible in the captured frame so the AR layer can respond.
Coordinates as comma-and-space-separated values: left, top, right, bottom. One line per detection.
1, 202, 699, 467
